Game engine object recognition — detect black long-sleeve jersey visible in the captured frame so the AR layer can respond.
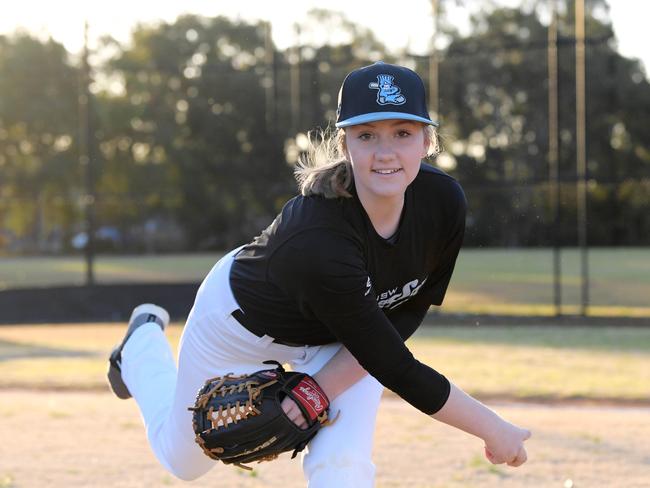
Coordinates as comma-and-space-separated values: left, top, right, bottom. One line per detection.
230, 163, 466, 414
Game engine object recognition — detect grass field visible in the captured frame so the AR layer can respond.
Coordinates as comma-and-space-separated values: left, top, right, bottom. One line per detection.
447, 247, 650, 316
1, 247, 648, 317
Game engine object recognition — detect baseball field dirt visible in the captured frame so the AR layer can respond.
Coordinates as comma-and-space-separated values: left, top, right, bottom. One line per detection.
1, 390, 648, 487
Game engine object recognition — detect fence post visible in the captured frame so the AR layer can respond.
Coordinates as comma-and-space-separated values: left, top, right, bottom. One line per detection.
576, 0, 589, 316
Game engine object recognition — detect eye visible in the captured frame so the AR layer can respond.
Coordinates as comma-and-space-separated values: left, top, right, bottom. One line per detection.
358, 132, 373, 141
396, 129, 411, 138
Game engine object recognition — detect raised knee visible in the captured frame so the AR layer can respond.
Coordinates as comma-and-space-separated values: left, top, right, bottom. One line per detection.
303, 450, 375, 485
154, 447, 213, 481
165, 461, 206, 482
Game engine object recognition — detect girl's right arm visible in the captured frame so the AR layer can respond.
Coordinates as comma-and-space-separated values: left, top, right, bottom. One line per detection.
431, 382, 531, 466
289, 349, 531, 469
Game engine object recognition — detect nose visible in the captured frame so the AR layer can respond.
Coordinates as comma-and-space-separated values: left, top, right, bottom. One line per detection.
374, 140, 396, 161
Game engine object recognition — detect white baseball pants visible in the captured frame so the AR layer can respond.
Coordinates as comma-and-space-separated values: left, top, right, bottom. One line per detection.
121, 247, 384, 487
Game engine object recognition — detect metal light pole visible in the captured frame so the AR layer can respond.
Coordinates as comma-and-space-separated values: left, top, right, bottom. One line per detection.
429, 0, 439, 120
79, 20, 96, 286
290, 25, 301, 133
264, 21, 276, 134
575, 0, 589, 315
548, 0, 561, 316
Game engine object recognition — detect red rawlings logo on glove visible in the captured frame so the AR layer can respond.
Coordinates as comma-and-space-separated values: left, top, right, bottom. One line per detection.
291, 377, 328, 421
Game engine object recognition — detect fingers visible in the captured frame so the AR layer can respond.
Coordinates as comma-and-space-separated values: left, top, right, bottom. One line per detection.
484, 447, 507, 465
280, 396, 308, 429
486, 425, 532, 466
484, 446, 498, 464
509, 428, 531, 467
484, 444, 529, 467
506, 446, 528, 467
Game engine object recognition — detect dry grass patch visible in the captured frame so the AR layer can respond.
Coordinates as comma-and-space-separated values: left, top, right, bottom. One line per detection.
1, 324, 649, 404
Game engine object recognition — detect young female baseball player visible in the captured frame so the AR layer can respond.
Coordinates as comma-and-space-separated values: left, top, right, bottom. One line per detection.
107, 62, 531, 487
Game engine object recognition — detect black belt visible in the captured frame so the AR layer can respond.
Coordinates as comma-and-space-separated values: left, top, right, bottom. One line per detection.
231, 309, 305, 347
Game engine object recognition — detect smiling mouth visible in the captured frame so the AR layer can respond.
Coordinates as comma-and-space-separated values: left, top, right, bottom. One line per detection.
372, 169, 402, 175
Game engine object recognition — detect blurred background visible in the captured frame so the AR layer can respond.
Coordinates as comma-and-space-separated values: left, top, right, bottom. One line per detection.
0, 0, 648, 321
3, 5, 648, 487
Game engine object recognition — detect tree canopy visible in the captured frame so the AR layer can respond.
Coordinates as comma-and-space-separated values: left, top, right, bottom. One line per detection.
0, 3, 648, 253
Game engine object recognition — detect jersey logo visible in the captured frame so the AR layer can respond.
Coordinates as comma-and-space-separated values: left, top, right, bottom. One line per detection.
369, 74, 406, 106
377, 277, 427, 309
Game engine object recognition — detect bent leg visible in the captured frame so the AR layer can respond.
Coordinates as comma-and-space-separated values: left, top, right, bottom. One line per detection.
121, 310, 317, 481
295, 345, 385, 488
121, 322, 217, 480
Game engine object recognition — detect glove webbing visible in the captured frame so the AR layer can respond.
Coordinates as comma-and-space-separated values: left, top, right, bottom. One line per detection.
189, 373, 279, 460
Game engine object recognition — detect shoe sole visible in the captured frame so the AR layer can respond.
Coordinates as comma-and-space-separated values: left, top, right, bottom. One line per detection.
107, 303, 170, 399
108, 345, 132, 399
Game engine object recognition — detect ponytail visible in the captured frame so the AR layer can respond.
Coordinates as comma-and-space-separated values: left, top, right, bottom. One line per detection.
294, 128, 353, 199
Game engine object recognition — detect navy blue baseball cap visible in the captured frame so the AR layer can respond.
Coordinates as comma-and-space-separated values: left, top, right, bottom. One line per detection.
335, 61, 438, 128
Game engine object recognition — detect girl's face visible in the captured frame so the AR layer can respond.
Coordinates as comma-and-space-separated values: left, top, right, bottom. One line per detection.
345, 119, 429, 204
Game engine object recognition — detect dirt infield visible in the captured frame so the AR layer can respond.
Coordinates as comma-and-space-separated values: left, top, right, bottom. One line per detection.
1, 391, 648, 488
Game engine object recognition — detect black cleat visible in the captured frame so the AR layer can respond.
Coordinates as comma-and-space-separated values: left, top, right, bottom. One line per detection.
107, 303, 170, 399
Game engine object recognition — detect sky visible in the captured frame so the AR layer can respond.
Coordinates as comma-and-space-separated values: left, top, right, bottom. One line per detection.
0, 0, 647, 75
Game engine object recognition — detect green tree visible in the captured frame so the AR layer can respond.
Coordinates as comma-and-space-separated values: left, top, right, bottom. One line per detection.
0, 34, 79, 251
437, 2, 650, 246
101, 15, 295, 249
99, 11, 392, 249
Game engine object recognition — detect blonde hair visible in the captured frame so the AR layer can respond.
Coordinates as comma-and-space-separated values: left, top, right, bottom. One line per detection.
295, 125, 439, 199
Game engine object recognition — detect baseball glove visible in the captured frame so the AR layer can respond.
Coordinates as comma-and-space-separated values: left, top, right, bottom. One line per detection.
188, 360, 333, 470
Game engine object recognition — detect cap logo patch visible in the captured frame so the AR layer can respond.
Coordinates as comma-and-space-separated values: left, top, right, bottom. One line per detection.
368, 74, 406, 106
